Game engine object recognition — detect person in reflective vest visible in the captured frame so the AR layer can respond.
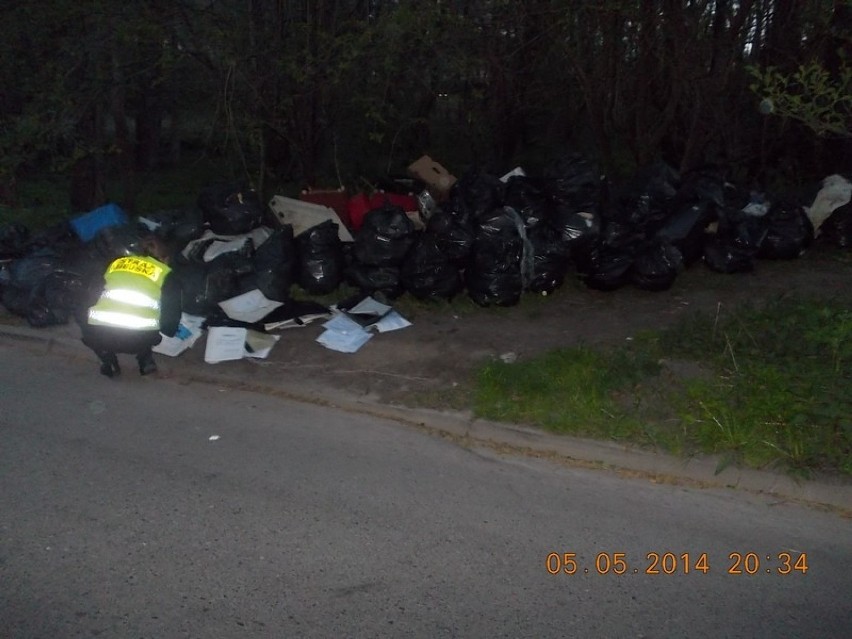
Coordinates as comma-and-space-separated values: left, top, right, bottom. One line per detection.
81, 236, 180, 377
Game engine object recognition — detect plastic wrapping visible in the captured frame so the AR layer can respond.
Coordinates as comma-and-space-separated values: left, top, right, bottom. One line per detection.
198, 184, 265, 235
296, 220, 344, 295
244, 226, 296, 301
465, 207, 532, 307
352, 204, 416, 266
401, 234, 463, 300
346, 263, 404, 299
630, 239, 684, 291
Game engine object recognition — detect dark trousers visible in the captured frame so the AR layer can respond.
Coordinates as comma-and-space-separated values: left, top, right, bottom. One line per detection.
81, 324, 162, 373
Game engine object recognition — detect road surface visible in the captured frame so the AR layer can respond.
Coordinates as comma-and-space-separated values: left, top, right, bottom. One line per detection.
1, 340, 850, 638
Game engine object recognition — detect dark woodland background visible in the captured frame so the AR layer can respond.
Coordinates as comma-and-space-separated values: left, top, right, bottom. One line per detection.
1, 0, 849, 213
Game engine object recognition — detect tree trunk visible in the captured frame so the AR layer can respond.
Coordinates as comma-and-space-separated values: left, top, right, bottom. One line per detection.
135, 91, 163, 172
111, 33, 136, 213
0, 176, 17, 208
70, 107, 105, 213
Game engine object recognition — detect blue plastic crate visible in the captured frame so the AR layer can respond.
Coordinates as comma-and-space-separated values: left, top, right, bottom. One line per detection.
70, 203, 128, 242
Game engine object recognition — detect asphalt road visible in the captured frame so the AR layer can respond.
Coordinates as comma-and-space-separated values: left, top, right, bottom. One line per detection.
1, 340, 850, 639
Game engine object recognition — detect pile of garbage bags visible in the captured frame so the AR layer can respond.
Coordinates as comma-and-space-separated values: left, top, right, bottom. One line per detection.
1, 164, 851, 332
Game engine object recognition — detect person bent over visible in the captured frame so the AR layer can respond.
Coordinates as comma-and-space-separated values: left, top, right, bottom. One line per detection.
81, 237, 180, 377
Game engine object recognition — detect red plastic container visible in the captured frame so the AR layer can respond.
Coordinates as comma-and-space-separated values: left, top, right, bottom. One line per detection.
299, 189, 351, 229
347, 192, 419, 231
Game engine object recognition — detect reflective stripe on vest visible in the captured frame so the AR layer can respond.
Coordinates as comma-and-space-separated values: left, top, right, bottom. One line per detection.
88, 309, 160, 330
102, 288, 161, 310
88, 255, 170, 331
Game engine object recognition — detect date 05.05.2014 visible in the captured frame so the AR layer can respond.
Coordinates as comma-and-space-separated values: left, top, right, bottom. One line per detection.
545, 552, 809, 576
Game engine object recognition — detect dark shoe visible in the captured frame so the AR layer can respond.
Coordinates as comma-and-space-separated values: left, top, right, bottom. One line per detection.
99, 354, 121, 378
138, 352, 158, 376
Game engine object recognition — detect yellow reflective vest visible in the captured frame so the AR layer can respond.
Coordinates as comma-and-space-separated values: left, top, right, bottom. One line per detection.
87, 255, 171, 331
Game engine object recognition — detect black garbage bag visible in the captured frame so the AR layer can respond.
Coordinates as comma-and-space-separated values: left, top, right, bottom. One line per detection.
171, 260, 242, 316
504, 176, 550, 229
703, 238, 757, 273
93, 224, 143, 261
757, 201, 813, 260
451, 169, 505, 219
701, 204, 767, 273
296, 220, 344, 295
630, 239, 684, 291
550, 204, 601, 255
198, 184, 265, 235
1, 250, 84, 326
674, 166, 726, 209
656, 200, 716, 266
526, 224, 570, 295
541, 152, 603, 213
608, 161, 680, 235
346, 263, 404, 299
0, 222, 30, 259
58, 242, 111, 300
1, 283, 26, 316
180, 232, 252, 265
24, 221, 80, 256
25, 270, 86, 327
466, 266, 523, 306
820, 201, 852, 248
401, 233, 463, 300
139, 208, 205, 247
2, 250, 61, 296
574, 243, 634, 291
465, 207, 531, 307
352, 204, 416, 266
206, 237, 255, 279
600, 217, 648, 250
240, 226, 296, 301
426, 207, 475, 263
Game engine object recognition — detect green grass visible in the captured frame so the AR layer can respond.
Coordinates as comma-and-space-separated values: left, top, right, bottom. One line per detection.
474, 296, 852, 477
5, 167, 850, 478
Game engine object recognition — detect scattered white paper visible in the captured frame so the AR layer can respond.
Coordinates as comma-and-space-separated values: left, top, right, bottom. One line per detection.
244, 330, 280, 358
181, 227, 273, 261
209, 435, 220, 441
219, 289, 284, 323
323, 313, 369, 335
316, 326, 373, 353
347, 296, 392, 317
372, 309, 412, 333
204, 326, 249, 363
268, 195, 354, 242
203, 236, 252, 261
203, 324, 282, 362
315, 298, 411, 352
153, 313, 206, 357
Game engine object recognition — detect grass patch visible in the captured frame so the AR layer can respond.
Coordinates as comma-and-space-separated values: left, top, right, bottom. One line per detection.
475, 345, 663, 442
474, 296, 852, 477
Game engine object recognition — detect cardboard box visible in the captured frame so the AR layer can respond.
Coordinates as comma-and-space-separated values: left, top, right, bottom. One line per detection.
407, 155, 457, 200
